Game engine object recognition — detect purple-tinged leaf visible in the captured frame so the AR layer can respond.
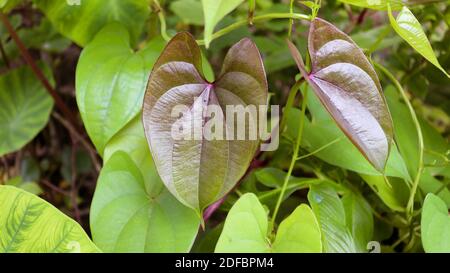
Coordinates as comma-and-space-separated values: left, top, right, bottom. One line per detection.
288, 18, 394, 172
143, 32, 268, 215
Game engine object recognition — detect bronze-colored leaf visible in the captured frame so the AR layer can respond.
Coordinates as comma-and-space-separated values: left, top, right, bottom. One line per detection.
288, 18, 394, 172
143, 32, 268, 215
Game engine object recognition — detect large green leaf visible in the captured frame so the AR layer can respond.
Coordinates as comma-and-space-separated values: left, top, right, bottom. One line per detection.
201, 0, 245, 48
421, 193, 450, 252
90, 151, 200, 253
142, 32, 267, 215
76, 24, 164, 155
0, 185, 99, 253
215, 193, 322, 253
288, 18, 394, 172
308, 183, 357, 253
0, 65, 54, 156
388, 5, 449, 78
33, 0, 149, 47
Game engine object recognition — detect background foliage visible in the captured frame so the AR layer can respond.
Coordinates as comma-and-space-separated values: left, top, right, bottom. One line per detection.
0, 0, 449, 253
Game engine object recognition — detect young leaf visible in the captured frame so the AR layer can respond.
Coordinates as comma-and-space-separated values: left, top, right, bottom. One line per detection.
0, 65, 54, 157
215, 193, 322, 253
0, 185, 99, 253
308, 183, 357, 253
288, 18, 394, 172
90, 151, 200, 253
34, 0, 149, 46
143, 32, 267, 215
201, 0, 245, 48
215, 193, 270, 253
76, 24, 165, 155
272, 204, 322, 253
388, 5, 450, 78
421, 193, 450, 252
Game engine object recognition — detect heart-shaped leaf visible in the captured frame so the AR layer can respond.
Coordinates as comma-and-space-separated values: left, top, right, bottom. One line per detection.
421, 193, 450, 252
201, 0, 245, 48
34, 0, 149, 46
143, 32, 267, 215
0, 185, 99, 253
288, 18, 394, 172
388, 5, 449, 78
0, 65, 54, 157
215, 193, 322, 253
91, 151, 200, 253
76, 24, 165, 155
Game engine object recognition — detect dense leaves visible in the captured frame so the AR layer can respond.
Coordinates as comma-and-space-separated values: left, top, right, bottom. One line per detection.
143, 32, 267, 215
0, 186, 99, 253
288, 18, 394, 172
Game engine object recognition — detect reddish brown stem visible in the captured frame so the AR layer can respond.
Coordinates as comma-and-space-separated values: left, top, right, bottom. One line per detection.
0, 12, 82, 134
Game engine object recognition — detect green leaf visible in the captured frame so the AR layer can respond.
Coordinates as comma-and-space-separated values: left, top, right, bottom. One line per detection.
388, 5, 449, 78
215, 193, 270, 252
288, 18, 394, 172
342, 191, 374, 252
201, 0, 245, 48
90, 151, 200, 253
34, 0, 149, 46
0, 65, 54, 156
308, 183, 357, 253
76, 24, 165, 155
143, 32, 267, 215
170, 0, 204, 26
0, 185, 99, 253
272, 204, 322, 253
421, 193, 450, 252
215, 193, 322, 253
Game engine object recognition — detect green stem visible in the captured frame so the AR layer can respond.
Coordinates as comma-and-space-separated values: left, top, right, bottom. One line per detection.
296, 138, 341, 161
279, 78, 304, 134
374, 62, 424, 221
288, 0, 295, 39
197, 13, 311, 45
248, 0, 256, 25
152, 0, 170, 41
270, 83, 309, 229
